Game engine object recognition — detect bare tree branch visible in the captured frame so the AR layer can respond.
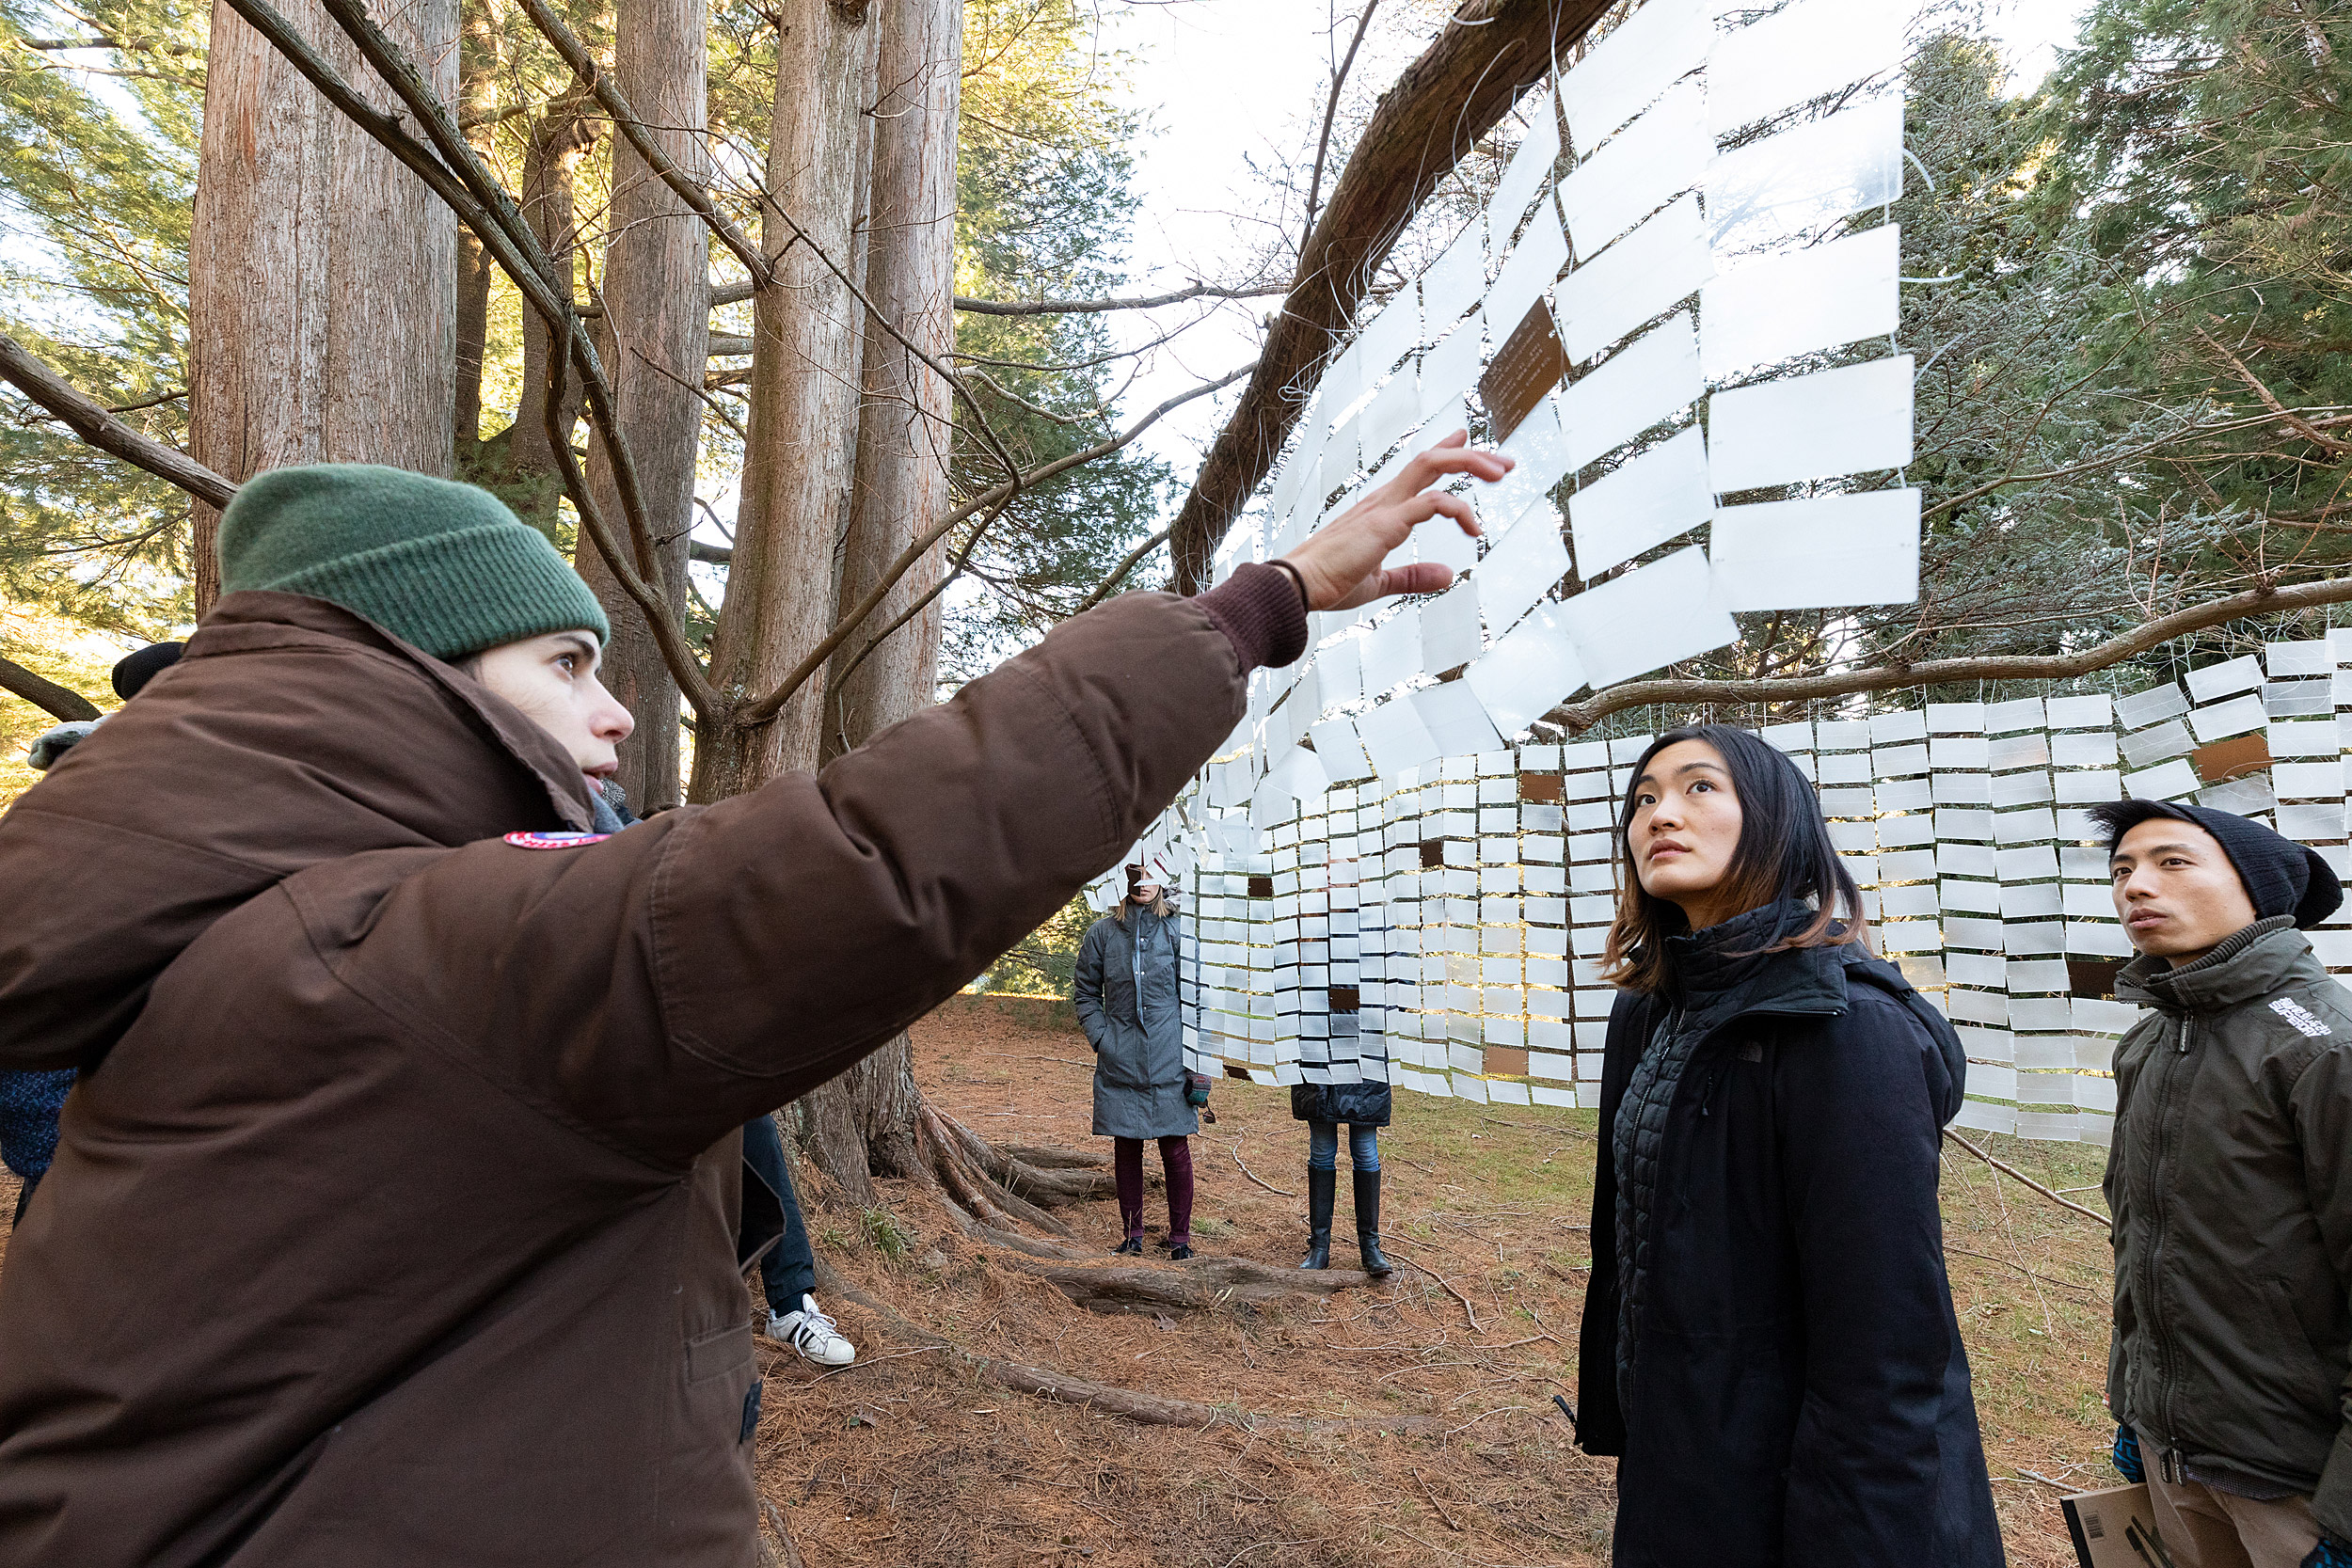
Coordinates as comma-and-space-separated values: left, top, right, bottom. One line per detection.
1301, 0, 1380, 257
0, 335, 233, 509
1545, 575, 2352, 734
1168, 0, 1612, 591
952, 281, 1289, 316
1069, 526, 1171, 616
0, 653, 103, 723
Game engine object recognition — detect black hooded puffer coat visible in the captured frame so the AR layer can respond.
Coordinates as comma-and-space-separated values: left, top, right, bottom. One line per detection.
1575, 905, 2004, 1567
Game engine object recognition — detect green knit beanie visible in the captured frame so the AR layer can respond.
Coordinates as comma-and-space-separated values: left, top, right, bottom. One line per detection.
216, 464, 611, 662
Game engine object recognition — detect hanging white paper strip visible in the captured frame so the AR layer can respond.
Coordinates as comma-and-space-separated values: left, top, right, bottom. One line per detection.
1477, 509, 1572, 637
1560, 79, 1713, 258
1706, 0, 1907, 135
1412, 680, 1506, 757
1707, 354, 1915, 491
1553, 193, 1716, 363
1359, 605, 1423, 697
1421, 578, 1485, 673
1486, 101, 1565, 252
1560, 313, 1705, 473
1485, 205, 1571, 336
1359, 695, 1443, 778
1558, 544, 1735, 688
1480, 393, 1571, 537
1567, 424, 1713, 578
1705, 94, 1903, 256
1466, 606, 1586, 737
1709, 487, 1920, 610
1699, 224, 1900, 380
1309, 716, 1373, 784
1561, 0, 1712, 151
1422, 221, 1487, 329
1421, 314, 1486, 404
1358, 368, 1422, 461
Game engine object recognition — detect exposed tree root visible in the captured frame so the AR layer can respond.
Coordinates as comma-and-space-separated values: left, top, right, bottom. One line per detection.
813, 1261, 1438, 1433
915, 1101, 1075, 1237
993, 1142, 1109, 1170
936, 1114, 1118, 1206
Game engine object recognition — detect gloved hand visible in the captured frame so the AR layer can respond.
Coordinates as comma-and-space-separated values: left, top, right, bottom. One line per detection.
27, 719, 99, 770
2112, 1424, 2144, 1483
2302, 1538, 2352, 1568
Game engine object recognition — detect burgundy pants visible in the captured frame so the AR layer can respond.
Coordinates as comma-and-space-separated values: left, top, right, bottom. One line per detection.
1113, 1135, 1193, 1244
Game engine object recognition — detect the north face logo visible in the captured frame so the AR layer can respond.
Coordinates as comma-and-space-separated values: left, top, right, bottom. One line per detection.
2269, 997, 2333, 1038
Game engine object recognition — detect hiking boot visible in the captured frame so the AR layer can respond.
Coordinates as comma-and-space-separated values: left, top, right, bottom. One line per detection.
765, 1293, 855, 1368
1112, 1236, 1144, 1257
1354, 1169, 1392, 1277
1169, 1243, 1195, 1261
1299, 1166, 1335, 1270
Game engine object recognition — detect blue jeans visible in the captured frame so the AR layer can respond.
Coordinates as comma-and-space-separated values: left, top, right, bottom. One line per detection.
1308, 1120, 1380, 1172
739, 1113, 815, 1311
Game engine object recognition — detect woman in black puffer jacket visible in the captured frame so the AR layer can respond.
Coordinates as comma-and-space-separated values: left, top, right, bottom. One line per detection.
1290, 1071, 1391, 1275
1576, 723, 2002, 1567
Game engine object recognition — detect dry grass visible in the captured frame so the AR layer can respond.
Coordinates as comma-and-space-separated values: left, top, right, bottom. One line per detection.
748, 998, 2121, 1566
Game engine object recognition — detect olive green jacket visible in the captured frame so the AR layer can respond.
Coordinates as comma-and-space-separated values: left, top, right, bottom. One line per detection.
2107, 918, 2352, 1535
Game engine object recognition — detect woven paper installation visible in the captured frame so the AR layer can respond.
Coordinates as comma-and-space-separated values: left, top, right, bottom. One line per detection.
1089, 636, 2352, 1147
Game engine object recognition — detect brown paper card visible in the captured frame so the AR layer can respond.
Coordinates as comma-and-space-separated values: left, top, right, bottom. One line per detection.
2190, 732, 2272, 784
1327, 986, 1361, 1014
1484, 1047, 1530, 1076
2070, 959, 2126, 999
1481, 301, 1570, 442
1519, 771, 1565, 802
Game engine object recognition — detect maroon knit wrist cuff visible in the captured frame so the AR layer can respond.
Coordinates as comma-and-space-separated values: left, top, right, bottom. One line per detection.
1195, 562, 1310, 672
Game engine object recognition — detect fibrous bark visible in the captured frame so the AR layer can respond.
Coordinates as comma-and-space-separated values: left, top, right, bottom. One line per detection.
508, 98, 596, 524
575, 0, 708, 812
452, 0, 500, 450
1166, 0, 1613, 591
692, 0, 879, 798
187, 0, 460, 614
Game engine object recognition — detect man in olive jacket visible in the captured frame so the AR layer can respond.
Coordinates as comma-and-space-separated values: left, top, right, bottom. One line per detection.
0, 443, 1505, 1565
2094, 798, 2352, 1568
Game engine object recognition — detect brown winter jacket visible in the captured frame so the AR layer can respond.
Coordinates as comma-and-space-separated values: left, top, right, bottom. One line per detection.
0, 575, 1294, 1566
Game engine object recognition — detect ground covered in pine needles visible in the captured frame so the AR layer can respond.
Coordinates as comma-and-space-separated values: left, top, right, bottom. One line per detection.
749, 996, 2122, 1567
0, 997, 2122, 1565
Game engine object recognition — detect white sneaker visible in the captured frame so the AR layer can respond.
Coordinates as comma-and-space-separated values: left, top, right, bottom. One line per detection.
765, 1292, 854, 1367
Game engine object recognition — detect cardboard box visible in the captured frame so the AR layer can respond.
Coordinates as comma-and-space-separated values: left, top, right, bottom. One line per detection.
2061, 1484, 2171, 1568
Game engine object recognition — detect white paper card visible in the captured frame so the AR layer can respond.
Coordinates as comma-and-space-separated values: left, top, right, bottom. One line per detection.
1709, 488, 1920, 610
1355, 289, 1423, 379
1422, 579, 1485, 673
1422, 221, 1487, 328
1561, 313, 1704, 472
1555, 194, 1715, 364
1706, 94, 1904, 256
1359, 605, 1422, 696
1359, 695, 1443, 779
1478, 512, 1572, 636
1707, 0, 1907, 135
1481, 394, 1570, 536
1562, 0, 1711, 150
1318, 634, 1365, 706
1416, 513, 1482, 575
1559, 545, 1736, 689
1561, 80, 1713, 257
1309, 717, 1373, 784
1708, 354, 1914, 491
1358, 369, 1422, 463
1421, 315, 1485, 404
1467, 607, 1586, 736
1569, 424, 1713, 577
1700, 224, 1900, 379
1486, 101, 1565, 252
1486, 207, 1571, 335
1412, 680, 1506, 757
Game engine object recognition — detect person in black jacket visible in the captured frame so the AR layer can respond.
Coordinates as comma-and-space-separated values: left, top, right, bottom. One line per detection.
1575, 723, 2003, 1568
1290, 1072, 1392, 1276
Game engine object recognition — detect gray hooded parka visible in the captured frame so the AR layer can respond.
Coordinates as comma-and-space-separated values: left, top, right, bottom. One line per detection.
1073, 906, 1196, 1139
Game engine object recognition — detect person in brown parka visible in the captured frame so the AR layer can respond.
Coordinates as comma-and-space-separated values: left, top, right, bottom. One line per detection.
0, 441, 1504, 1566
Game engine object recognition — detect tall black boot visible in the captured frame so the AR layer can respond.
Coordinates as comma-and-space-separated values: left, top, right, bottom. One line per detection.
1354, 1168, 1392, 1276
1298, 1167, 1334, 1270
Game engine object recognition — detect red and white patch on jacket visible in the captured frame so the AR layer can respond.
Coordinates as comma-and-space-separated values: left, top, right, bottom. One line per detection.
502, 831, 612, 850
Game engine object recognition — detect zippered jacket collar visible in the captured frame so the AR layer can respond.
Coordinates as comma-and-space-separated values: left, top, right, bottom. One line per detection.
2116, 917, 2313, 1016
1661, 899, 1852, 1037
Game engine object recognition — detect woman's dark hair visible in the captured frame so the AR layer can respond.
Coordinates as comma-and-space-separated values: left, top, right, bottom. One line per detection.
1600, 722, 1868, 993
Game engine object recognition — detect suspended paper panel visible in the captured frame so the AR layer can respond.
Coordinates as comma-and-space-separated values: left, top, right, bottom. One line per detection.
1466, 607, 1585, 737
1359, 605, 1422, 696
1358, 369, 1422, 462
1309, 717, 1373, 784
1478, 511, 1573, 637
1479, 394, 1572, 536
1561, 0, 1712, 151
1568, 425, 1712, 578
1359, 696, 1443, 779
1705, 94, 1903, 256
1709, 488, 1920, 611
1555, 194, 1716, 364
1558, 545, 1737, 689
1353, 289, 1423, 382
1486, 208, 1572, 339
1422, 221, 1487, 328
1413, 681, 1506, 758
1561, 80, 1713, 258
1422, 579, 1485, 673
1422, 315, 1486, 404
1561, 313, 1706, 473
1486, 102, 1565, 254
1707, 0, 1907, 135
1700, 224, 1900, 380
1707, 355, 1915, 491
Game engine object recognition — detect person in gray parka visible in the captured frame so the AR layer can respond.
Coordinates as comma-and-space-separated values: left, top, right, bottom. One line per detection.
1073, 866, 1197, 1258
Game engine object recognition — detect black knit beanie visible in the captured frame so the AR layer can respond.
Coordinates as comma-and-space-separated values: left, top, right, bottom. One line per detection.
2089, 799, 2344, 929
111, 641, 183, 700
